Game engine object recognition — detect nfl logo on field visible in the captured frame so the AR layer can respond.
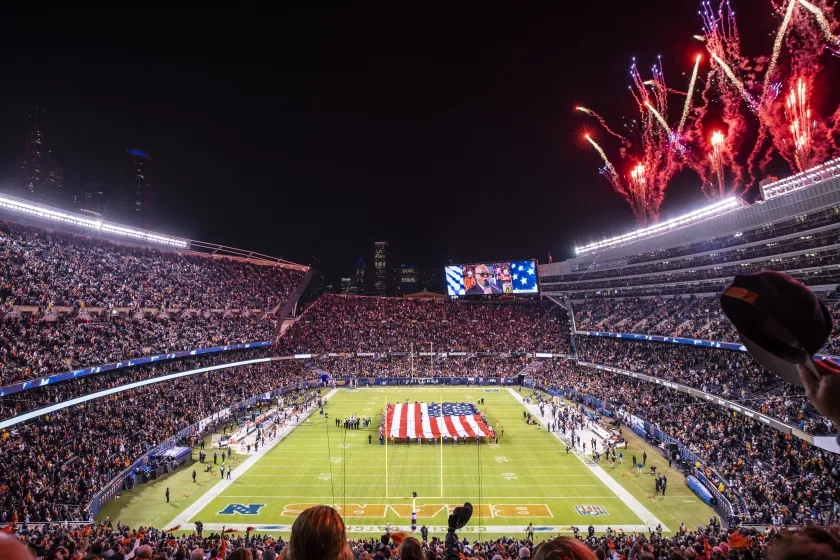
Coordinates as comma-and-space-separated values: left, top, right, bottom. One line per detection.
575, 505, 608, 517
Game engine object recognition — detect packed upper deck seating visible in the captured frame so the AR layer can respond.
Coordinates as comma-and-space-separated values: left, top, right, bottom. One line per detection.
0, 220, 305, 385
576, 336, 837, 436
278, 295, 570, 354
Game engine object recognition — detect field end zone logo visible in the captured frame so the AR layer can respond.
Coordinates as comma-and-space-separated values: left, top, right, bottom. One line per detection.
218, 504, 266, 515
575, 505, 608, 517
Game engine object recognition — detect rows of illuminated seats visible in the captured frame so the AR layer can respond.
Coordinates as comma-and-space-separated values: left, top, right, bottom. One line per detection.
543, 203, 840, 284
573, 294, 840, 354
0, 219, 305, 386
278, 295, 571, 354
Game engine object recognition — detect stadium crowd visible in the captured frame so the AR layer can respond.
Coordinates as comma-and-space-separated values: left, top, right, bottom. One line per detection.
572, 295, 840, 355
0, 220, 306, 386
531, 360, 840, 526
0, 347, 276, 421
0, 314, 276, 386
0, 359, 316, 525
320, 356, 528, 379
278, 295, 570, 355
575, 337, 836, 436
0, 221, 303, 310
4, 505, 837, 559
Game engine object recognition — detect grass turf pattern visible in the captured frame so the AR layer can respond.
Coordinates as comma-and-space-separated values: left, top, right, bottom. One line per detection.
98, 387, 715, 539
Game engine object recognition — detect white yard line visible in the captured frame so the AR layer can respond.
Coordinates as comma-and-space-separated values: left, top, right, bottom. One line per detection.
506, 388, 669, 532
165, 388, 339, 527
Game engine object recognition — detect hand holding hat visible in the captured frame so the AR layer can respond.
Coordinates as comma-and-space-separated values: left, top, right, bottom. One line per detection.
720, 271, 832, 387
799, 361, 840, 431
721, 271, 840, 433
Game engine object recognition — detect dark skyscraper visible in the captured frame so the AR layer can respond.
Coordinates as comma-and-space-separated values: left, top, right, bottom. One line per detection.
348, 257, 366, 295
374, 241, 388, 295
16, 106, 64, 203
123, 149, 153, 228
399, 263, 418, 294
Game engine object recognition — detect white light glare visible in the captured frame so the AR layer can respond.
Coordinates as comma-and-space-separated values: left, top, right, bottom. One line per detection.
574, 197, 740, 255
0, 195, 188, 248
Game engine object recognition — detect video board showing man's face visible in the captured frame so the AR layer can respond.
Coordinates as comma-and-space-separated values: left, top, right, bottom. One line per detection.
462, 263, 511, 295
445, 260, 538, 296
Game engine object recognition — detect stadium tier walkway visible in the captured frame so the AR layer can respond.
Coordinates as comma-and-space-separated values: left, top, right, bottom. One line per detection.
165, 388, 339, 530
506, 387, 669, 532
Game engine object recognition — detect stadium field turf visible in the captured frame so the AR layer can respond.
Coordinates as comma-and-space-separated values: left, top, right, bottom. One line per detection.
98, 387, 716, 540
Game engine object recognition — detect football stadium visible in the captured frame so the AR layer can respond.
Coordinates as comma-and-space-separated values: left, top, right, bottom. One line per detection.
6, 6, 840, 560
1, 158, 840, 559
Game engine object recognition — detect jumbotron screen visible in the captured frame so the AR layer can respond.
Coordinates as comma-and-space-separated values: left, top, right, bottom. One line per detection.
445, 260, 539, 296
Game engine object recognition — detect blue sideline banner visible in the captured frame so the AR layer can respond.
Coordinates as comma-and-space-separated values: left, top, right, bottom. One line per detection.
580, 331, 840, 363
687, 475, 716, 505
0, 341, 271, 397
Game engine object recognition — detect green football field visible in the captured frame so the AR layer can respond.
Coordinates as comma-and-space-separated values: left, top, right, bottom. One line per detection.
98, 387, 716, 540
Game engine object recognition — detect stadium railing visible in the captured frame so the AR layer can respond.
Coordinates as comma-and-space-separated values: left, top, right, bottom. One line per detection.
576, 361, 810, 438
0, 341, 271, 398
526, 381, 737, 520
576, 330, 840, 363
88, 377, 322, 517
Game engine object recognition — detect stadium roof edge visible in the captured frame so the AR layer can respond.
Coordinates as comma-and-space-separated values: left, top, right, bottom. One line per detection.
0, 193, 307, 270
573, 197, 743, 256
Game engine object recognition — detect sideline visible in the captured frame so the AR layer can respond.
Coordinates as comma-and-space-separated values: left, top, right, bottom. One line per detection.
506, 387, 669, 532
165, 388, 339, 528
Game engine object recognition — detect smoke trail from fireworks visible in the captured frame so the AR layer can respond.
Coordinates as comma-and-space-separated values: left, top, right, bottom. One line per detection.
585, 134, 647, 224
678, 55, 701, 134
697, 0, 750, 192
797, 0, 840, 45
577, 107, 629, 143
585, 134, 612, 166
709, 130, 726, 197
762, 0, 796, 102
628, 163, 647, 219
644, 102, 671, 133
786, 78, 815, 171
711, 53, 759, 113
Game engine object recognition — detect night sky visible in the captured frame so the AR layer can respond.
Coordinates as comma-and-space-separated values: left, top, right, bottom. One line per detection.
0, 5, 790, 286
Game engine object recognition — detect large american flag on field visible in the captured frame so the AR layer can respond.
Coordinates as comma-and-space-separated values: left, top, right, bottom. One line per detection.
385, 402, 492, 439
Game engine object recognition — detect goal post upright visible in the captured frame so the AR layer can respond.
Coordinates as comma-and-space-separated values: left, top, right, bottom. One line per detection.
440, 390, 444, 499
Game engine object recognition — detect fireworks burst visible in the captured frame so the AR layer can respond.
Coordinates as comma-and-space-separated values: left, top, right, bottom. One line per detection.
576, 107, 628, 142
578, 55, 695, 222
698, 0, 838, 189
585, 134, 649, 224
577, 0, 840, 214
797, 0, 840, 44
762, 0, 796, 103
786, 78, 816, 170
678, 55, 702, 134
709, 130, 726, 196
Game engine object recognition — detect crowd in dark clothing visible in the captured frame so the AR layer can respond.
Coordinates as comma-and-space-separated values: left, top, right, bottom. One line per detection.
0, 313, 276, 386
278, 295, 570, 354
573, 294, 840, 355
0, 359, 315, 525
577, 337, 837, 436
0, 347, 274, 420
5, 505, 833, 560
320, 355, 528, 379
0, 219, 304, 385
531, 361, 840, 526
